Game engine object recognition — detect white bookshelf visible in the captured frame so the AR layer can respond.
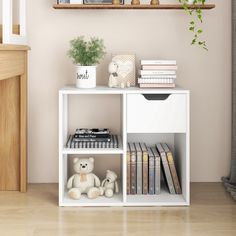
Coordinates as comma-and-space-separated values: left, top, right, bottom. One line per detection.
59, 86, 190, 207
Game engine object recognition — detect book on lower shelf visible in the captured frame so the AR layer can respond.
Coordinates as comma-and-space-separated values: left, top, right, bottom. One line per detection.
127, 142, 181, 195
138, 60, 177, 88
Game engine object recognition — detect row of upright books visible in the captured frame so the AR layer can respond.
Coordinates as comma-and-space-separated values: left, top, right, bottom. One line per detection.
138, 60, 177, 88
127, 142, 181, 195
66, 128, 121, 149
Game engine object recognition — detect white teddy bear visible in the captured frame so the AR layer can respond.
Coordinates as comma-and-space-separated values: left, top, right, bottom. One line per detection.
108, 61, 131, 89
67, 157, 103, 200
101, 170, 119, 198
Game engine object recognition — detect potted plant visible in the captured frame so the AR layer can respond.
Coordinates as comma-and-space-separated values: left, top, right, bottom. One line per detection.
68, 36, 106, 88
179, 0, 207, 50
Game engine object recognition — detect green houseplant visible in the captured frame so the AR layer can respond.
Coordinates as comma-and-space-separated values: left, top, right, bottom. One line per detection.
179, 0, 207, 50
68, 36, 106, 88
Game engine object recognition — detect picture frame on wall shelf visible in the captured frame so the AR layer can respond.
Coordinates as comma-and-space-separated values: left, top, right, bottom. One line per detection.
57, 0, 70, 3
83, 0, 124, 4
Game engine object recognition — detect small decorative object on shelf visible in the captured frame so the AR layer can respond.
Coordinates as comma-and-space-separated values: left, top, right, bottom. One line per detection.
138, 59, 177, 88
70, 0, 83, 3
68, 36, 106, 88
112, 0, 121, 5
108, 54, 135, 88
101, 170, 119, 198
131, 0, 140, 5
150, 0, 159, 5
57, 0, 70, 3
67, 157, 104, 200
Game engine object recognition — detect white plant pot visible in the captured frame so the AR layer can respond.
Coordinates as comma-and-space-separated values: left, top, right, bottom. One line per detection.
75, 65, 96, 89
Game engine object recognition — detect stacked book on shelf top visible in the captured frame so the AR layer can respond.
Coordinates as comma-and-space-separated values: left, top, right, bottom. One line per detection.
138, 60, 177, 88
66, 128, 121, 149
127, 142, 181, 195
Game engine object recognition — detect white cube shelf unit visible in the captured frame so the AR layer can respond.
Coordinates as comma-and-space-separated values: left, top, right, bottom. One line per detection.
59, 86, 190, 207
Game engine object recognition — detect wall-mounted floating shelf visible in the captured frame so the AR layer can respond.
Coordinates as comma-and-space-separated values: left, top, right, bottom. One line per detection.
53, 4, 215, 10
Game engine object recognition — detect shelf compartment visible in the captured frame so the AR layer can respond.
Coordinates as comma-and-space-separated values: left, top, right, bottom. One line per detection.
127, 133, 189, 205
60, 154, 124, 206
53, 4, 215, 10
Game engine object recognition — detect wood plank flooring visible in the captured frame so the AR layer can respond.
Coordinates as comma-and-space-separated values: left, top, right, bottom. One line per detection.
0, 183, 235, 236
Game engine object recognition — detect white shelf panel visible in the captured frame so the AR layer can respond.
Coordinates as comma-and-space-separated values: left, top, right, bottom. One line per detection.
62, 148, 124, 155
59, 85, 190, 95
61, 193, 124, 207
126, 192, 188, 206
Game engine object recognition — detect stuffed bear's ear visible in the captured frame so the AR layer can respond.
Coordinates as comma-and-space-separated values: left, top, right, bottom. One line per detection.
107, 170, 111, 173
73, 158, 79, 164
89, 157, 94, 163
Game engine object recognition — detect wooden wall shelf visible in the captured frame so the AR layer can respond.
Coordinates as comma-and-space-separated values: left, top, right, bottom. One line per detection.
53, 4, 215, 10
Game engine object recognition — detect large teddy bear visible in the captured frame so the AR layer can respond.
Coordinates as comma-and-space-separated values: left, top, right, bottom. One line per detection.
67, 157, 103, 200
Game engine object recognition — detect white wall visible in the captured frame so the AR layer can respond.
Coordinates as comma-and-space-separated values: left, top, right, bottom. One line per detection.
27, 0, 232, 183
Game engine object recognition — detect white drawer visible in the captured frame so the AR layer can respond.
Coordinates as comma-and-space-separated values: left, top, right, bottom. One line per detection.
127, 93, 187, 133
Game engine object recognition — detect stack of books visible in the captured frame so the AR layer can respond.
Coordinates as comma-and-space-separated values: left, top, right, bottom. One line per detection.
66, 128, 121, 149
127, 142, 181, 195
138, 60, 177, 88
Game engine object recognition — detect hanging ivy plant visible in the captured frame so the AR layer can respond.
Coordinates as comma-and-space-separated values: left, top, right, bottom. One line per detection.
179, 0, 207, 50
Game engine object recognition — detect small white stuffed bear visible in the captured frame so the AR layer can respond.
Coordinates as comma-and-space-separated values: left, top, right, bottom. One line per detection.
101, 170, 119, 198
108, 61, 131, 89
67, 157, 103, 200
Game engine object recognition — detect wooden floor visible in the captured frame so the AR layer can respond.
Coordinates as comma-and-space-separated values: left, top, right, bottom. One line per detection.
0, 183, 235, 236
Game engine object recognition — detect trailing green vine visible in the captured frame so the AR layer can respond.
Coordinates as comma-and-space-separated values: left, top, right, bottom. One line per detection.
179, 0, 208, 50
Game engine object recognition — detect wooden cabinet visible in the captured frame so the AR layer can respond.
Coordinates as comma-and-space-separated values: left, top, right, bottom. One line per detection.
0, 44, 29, 192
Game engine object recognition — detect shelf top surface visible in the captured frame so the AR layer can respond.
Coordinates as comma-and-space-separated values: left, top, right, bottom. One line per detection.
53, 4, 215, 10
59, 85, 190, 94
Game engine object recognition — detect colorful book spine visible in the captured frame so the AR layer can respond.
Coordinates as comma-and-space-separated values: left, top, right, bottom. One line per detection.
134, 143, 143, 195
140, 143, 148, 194
151, 147, 161, 195
129, 143, 137, 195
156, 143, 176, 194
127, 144, 131, 195
162, 143, 182, 194
147, 147, 155, 195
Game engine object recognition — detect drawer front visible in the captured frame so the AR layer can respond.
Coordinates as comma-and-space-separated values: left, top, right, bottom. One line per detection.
127, 93, 187, 133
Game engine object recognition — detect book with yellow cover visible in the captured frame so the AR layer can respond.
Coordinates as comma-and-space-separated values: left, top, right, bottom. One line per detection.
162, 143, 182, 194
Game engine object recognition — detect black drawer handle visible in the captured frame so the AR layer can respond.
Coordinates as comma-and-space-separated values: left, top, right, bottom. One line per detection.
142, 94, 170, 101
